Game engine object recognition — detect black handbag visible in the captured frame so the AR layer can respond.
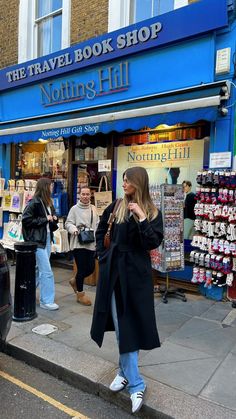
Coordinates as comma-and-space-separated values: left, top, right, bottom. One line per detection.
78, 229, 95, 244
78, 208, 95, 244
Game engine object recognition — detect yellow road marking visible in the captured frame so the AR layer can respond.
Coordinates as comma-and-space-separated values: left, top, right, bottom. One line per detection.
0, 370, 89, 419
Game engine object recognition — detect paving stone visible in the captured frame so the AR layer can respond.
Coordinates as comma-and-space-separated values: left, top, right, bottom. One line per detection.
140, 341, 213, 366
201, 352, 236, 411
157, 298, 215, 317
155, 308, 191, 341
169, 317, 236, 358
200, 302, 232, 322
141, 355, 221, 396
79, 331, 120, 364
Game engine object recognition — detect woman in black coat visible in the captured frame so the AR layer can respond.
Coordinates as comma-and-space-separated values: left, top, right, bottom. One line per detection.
90, 167, 163, 414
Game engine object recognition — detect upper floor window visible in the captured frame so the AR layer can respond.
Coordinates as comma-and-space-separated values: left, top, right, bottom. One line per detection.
18, 0, 71, 63
108, 0, 197, 32
36, 0, 62, 56
130, 0, 175, 24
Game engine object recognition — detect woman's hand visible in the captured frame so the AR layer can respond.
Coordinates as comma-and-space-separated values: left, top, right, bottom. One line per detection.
47, 215, 53, 221
127, 202, 146, 221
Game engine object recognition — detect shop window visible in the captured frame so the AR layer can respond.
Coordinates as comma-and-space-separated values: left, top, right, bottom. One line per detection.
18, 0, 71, 63
15, 139, 68, 185
108, 0, 197, 31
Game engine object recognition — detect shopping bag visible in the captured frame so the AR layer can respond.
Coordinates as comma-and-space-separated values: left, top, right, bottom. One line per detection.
0, 178, 5, 198
2, 190, 12, 211
0, 207, 3, 227
94, 175, 112, 216
7, 216, 23, 242
22, 189, 34, 211
10, 191, 23, 213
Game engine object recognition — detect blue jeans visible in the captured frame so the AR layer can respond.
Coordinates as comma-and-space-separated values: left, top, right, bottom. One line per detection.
111, 292, 145, 395
36, 233, 55, 305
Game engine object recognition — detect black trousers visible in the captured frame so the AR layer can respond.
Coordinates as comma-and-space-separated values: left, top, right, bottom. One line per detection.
73, 248, 95, 292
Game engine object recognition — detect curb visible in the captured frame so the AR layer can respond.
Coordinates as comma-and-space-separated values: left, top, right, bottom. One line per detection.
2, 340, 172, 419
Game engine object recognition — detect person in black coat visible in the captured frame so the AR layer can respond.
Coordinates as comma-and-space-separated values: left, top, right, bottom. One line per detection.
22, 178, 59, 311
182, 180, 196, 220
90, 167, 163, 414
182, 180, 196, 240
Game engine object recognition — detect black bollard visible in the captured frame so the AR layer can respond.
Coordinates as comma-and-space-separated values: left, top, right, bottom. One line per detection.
13, 242, 37, 322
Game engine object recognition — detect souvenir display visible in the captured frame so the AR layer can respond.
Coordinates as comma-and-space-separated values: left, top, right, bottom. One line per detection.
150, 184, 185, 272
191, 170, 236, 290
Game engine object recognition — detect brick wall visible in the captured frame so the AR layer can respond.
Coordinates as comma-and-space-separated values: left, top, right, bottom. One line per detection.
71, 0, 109, 45
0, 0, 18, 69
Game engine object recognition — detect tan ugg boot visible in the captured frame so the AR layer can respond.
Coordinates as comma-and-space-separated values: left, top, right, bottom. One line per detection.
69, 277, 77, 294
76, 291, 92, 306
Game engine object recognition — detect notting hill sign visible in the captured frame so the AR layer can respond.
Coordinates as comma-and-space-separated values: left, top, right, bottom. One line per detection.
0, 0, 227, 92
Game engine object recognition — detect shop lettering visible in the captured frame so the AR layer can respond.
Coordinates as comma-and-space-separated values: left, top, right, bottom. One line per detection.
5, 22, 162, 84
41, 125, 100, 139
40, 62, 129, 106
127, 147, 190, 162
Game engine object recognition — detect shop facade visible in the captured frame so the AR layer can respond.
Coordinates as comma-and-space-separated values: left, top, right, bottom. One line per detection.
0, 0, 236, 297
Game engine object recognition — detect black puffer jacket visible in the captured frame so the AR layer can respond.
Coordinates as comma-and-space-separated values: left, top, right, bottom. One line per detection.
22, 196, 57, 248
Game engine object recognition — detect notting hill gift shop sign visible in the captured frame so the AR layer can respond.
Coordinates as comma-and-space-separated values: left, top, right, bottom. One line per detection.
0, 0, 227, 92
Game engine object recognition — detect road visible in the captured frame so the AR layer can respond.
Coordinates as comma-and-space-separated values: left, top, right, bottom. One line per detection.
0, 353, 134, 419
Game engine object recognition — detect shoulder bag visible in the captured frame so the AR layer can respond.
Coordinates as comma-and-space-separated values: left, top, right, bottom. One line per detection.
78, 208, 95, 244
104, 199, 122, 249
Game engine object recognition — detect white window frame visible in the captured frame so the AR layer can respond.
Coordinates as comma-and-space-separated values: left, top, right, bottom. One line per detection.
108, 0, 189, 32
18, 0, 71, 63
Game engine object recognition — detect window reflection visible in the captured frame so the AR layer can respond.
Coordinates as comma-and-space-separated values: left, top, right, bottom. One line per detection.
36, 0, 62, 56
129, 0, 199, 24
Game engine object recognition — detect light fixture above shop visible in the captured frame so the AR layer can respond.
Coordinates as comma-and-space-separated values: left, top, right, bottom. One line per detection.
38, 138, 49, 143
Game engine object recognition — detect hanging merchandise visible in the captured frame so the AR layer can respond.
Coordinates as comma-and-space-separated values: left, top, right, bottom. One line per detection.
51, 219, 70, 253
150, 184, 185, 272
191, 170, 236, 295
52, 180, 68, 217
0, 178, 5, 197
2, 189, 12, 211
4, 215, 24, 243
0, 207, 3, 227
94, 175, 113, 216
10, 181, 24, 213
22, 185, 35, 212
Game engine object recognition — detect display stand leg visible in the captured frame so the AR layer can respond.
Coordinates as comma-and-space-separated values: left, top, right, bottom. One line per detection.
160, 273, 187, 304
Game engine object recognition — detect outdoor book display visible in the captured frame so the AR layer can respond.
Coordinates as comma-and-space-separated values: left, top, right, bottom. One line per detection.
191, 170, 236, 301
150, 183, 186, 303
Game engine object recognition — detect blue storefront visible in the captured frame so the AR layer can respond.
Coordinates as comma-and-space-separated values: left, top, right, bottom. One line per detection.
0, 0, 236, 294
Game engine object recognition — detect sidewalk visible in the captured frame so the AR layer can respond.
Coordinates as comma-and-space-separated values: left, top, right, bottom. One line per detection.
4, 264, 236, 419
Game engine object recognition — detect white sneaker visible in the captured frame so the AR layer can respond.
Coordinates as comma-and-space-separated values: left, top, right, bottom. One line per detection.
109, 374, 128, 392
130, 386, 146, 414
40, 303, 59, 311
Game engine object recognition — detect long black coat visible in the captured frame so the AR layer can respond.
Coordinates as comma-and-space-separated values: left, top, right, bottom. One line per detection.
90, 201, 163, 354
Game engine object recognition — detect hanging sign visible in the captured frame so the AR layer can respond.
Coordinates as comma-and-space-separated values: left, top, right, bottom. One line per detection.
209, 152, 232, 168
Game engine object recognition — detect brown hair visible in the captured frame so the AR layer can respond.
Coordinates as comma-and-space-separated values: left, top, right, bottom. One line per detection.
34, 178, 53, 207
116, 166, 158, 223
182, 180, 192, 188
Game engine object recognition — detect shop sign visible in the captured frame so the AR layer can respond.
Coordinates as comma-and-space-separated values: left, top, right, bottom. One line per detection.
98, 160, 112, 172
116, 140, 205, 197
40, 124, 100, 139
40, 61, 129, 106
0, 0, 227, 91
126, 142, 194, 167
209, 152, 232, 168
